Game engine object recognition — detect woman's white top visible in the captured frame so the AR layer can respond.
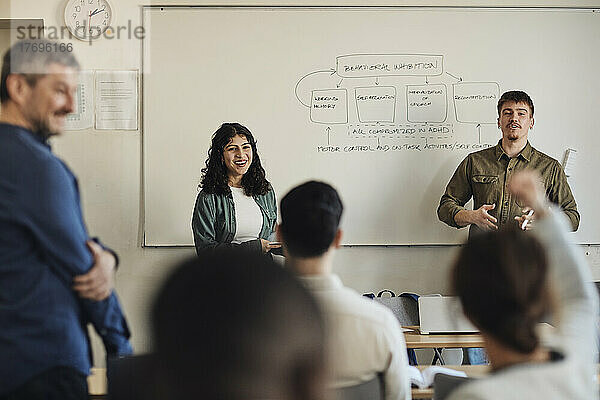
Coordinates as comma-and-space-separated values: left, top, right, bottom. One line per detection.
447, 210, 599, 400
229, 186, 262, 244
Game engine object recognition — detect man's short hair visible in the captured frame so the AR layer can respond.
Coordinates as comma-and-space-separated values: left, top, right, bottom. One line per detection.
280, 181, 343, 258
497, 90, 534, 117
1, 39, 79, 103
152, 250, 325, 400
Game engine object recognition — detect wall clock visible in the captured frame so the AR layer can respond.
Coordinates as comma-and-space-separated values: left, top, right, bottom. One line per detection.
64, 0, 113, 41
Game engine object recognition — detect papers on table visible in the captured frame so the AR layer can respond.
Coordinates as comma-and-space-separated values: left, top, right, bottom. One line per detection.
408, 365, 467, 389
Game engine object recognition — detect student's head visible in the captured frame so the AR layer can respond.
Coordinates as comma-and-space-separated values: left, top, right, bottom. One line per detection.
452, 226, 551, 355
278, 181, 343, 258
497, 91, 535, 143
200, 122, 271, 196
152, 250, 326, 400
1, 39, 79, 137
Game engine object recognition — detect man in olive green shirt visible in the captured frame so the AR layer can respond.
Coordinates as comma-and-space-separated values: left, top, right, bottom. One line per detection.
438, 90, 579, 237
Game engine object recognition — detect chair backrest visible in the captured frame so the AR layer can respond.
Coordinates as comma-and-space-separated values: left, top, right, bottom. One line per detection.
107, 353, 160, 400
331, 375, 384, 400
433, 373, 471, 400
374, 293, 419, 326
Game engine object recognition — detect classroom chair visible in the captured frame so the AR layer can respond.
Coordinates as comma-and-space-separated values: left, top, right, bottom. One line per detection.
371, 290, 420, 364
330, 375, 384, 400
433, 373, 471, 400
107, 353, 160, 400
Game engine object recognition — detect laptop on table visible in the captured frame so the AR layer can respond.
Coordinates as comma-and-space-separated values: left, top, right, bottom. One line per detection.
418, 296, 478, 334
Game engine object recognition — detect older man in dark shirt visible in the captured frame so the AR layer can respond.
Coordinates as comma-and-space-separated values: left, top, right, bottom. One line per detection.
0, 40, 131, 400
438, 90, 579, 237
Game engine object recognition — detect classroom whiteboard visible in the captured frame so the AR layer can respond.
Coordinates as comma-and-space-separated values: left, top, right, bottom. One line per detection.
142, 6, 600, 246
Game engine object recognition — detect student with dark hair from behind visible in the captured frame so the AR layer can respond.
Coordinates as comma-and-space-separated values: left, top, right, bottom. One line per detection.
447, 171, 598, 400
152, 250, 326, 400
278, 181, 410, 400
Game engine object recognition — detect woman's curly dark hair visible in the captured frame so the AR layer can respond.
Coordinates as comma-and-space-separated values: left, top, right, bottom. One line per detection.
199, 123, 271, 196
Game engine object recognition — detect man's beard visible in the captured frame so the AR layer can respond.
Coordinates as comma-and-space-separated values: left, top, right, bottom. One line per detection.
505, 127, 521, 141
29, 114, 61, 140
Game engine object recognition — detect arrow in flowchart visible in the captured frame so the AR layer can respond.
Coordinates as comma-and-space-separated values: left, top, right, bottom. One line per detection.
477, 123, 481, 143
294, 68, 337, 107
425, 76, 429, 84
446, 72, 463, 82
336, 78, 344, 88
375, 77, 379, 85
326, 126, 331, 145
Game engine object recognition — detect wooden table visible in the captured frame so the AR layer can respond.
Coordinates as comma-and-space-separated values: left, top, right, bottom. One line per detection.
403, 322, 554, 350
403, 326, 485, 365
404, 331, 485, 349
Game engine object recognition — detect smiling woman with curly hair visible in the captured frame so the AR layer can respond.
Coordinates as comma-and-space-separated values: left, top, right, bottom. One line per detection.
192, 123, 280, 256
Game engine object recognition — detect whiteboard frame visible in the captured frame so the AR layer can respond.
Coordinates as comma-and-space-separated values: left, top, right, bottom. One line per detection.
141, 5, 600, 247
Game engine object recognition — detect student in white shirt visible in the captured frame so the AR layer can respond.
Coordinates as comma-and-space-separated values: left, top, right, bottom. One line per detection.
447, 171, 599, 400
277, 181, 411, 400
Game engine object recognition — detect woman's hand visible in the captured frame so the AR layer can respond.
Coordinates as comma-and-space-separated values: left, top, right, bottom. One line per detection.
507, 171, 550, 221
260, 239, 282, 253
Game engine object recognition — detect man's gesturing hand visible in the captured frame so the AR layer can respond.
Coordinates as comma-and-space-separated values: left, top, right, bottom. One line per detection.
470, 203, 498, 231
72, 240, 116, 301
454, 204, 498, 230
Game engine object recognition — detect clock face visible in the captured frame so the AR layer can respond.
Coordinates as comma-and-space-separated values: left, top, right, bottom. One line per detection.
64, 0, 113, 41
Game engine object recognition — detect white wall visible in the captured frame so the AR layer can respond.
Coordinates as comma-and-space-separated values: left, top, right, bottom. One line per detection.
0, 2, 9, 17
3, 0, 600, 366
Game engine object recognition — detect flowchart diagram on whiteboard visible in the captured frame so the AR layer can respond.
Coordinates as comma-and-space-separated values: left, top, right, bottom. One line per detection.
295, 53, 500, 152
